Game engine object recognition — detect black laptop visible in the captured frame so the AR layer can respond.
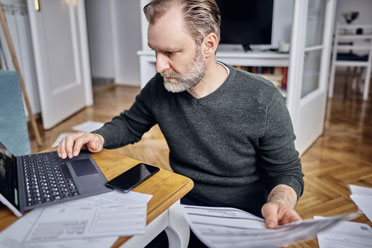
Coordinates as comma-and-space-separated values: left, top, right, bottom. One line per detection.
0, 141, 111, 217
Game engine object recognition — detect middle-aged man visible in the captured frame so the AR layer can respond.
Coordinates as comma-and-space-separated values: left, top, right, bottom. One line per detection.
58, 0, 304, 245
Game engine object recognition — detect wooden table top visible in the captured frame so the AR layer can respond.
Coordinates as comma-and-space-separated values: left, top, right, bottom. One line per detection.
0, 149, 194, 247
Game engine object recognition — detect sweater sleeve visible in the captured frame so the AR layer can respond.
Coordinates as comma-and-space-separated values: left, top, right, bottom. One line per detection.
257, 90, 304, 200
92, 77, 157, 149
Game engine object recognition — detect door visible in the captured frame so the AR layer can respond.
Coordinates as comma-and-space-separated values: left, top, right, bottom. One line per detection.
286, 0, 337, 154
27, 0, 92, 129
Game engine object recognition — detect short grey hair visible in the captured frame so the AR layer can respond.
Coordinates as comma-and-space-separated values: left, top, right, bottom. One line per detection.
144, 0, 221, 45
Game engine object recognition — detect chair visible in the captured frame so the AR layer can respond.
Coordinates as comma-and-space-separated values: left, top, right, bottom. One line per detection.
0, 70, 31, 155
328, 23, 372, 100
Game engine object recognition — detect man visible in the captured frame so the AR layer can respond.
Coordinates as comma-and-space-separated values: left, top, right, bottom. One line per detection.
58, 0, 303, 238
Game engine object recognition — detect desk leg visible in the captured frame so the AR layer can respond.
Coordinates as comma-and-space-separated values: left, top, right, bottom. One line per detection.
165, 200, 190, 248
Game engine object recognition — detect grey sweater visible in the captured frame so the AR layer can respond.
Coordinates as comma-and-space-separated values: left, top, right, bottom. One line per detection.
94, 64, 304, 216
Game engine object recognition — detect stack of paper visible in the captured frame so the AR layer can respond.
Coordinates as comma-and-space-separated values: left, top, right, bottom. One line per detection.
0, 191, 152, 248
182, 205, 359, 248
315, 216, 372, 248
349, 184, 372, 222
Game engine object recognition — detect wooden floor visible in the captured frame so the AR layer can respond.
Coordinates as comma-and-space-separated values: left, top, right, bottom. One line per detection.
28, 74, 372, 247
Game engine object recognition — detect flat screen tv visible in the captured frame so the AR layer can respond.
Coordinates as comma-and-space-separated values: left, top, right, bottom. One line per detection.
215, 0, 274, 51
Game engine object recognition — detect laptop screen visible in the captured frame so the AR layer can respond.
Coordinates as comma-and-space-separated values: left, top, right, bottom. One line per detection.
0, 142, 20, 209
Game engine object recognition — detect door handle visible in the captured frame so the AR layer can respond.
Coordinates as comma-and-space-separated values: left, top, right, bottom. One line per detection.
34, 0, 40, 12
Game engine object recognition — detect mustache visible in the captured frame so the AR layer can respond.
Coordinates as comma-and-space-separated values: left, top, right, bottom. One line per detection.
161, 70, 180, 78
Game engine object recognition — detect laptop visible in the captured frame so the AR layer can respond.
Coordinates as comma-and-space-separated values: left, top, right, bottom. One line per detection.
0, 141, 111, 217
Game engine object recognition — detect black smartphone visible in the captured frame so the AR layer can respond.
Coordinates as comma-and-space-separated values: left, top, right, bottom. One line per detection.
105, 163, 160, 192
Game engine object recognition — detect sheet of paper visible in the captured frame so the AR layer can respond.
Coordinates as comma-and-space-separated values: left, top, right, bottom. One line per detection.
350, 194, 372, 223
182, 205, 359, 248
0, 191, 152, 246
51, 133, 73, 147
72, 121, 104, 133
0, 208, 117, 248
25, 202, 147, 242
315, 216, 372, 248
348, 184, 372, 196
23, 191, 152, 242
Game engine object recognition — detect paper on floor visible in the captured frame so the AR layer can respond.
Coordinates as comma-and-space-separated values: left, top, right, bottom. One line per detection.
315, 216, 372, 248
72, 121, 104, 133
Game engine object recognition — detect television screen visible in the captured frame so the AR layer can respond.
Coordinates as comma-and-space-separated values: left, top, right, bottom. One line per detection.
215, 0, 274, 50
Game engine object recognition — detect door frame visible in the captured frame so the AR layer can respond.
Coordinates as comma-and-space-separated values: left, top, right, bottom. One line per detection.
287, 0, 337, 154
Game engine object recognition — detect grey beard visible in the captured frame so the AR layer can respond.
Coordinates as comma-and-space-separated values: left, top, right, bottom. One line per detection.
161, 52, 206, 93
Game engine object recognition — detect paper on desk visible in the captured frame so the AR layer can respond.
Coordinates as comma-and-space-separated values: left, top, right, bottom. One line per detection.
0, 208, 117, 248
72, 121, 104, 133
315, 216, 372, 248
182, 205, 359, 248
23, 190, 152, 242
51, 133, 73, 147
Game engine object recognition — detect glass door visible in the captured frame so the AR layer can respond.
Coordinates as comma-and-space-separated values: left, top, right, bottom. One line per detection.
287, 0, 337, 154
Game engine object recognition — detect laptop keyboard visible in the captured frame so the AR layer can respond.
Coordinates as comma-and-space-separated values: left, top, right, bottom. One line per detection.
22, 152, 80, 207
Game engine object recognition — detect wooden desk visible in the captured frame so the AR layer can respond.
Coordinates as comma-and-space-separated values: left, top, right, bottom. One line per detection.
0, 149, 194, 247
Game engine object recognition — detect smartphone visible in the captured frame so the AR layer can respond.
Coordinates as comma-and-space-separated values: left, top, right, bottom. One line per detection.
105, 163, 160, 192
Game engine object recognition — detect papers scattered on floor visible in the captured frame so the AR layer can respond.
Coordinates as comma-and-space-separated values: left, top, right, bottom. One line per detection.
0, 191, 152, 247
72, 121, 104, 133
315, 216, 372, 248
349, 184, 372, 223
51, 133, 73, 147
182, 205, 359, 248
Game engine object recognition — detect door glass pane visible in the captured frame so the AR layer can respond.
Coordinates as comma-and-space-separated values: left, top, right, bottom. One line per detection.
301, 49, 322, 98
305, 0, 326, 47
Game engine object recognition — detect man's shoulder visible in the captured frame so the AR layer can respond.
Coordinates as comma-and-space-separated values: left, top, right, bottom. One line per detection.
228, 66, 284, 105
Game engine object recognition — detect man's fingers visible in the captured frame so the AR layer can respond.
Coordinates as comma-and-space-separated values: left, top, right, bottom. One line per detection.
73, 135, 90, 157
262, 203, 279, 229
278, 208, 302, 225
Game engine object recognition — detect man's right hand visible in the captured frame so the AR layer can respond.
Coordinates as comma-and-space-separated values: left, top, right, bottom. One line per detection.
57, 132, 104, 159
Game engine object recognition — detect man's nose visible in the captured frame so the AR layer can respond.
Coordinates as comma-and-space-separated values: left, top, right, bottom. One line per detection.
156, 53, 170, 73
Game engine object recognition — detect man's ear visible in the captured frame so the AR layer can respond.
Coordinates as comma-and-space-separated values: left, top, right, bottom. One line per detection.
202, 32, 219, 59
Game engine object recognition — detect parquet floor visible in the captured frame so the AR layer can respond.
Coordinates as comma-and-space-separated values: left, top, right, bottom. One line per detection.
28, 73, 372, 247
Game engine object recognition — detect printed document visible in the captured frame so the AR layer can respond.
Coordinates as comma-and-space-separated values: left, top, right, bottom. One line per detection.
182, 205, 359, 248
0, 191, 152, 246
315, 216, 372, 248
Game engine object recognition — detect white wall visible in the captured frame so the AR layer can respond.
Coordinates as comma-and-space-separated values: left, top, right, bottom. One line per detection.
86, 0, 141, 86
85, 0, 115, 79
272, 0, 294, 46
335, 0, 372, 25
111, 0, 142, 86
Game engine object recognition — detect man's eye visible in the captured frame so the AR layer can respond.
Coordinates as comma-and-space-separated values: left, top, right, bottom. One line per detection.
165, 51, 176, 57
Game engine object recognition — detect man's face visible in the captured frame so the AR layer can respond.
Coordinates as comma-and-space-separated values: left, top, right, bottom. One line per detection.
147, 5, 206, 93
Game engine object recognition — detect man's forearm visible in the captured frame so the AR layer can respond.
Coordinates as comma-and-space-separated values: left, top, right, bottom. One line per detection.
267, 184, 298, 209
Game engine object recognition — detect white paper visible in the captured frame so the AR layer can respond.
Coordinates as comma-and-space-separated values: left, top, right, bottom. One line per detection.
0, 191, 152, 246
24, 191, 152, 242
182, 205, 359, 248
0, 209, 117, 248
72, 121, 104, 133
315, 216, 372, 248
25, 203, 146, 242
350, 194, 372, 223
51, 133, 73, 147
348, 184, 372, 196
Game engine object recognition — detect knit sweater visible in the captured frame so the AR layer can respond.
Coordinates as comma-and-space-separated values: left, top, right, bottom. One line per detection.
93, 64, 304, 216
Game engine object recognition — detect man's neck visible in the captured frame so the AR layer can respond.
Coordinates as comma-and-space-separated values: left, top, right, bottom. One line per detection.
187, 60, 228, 99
